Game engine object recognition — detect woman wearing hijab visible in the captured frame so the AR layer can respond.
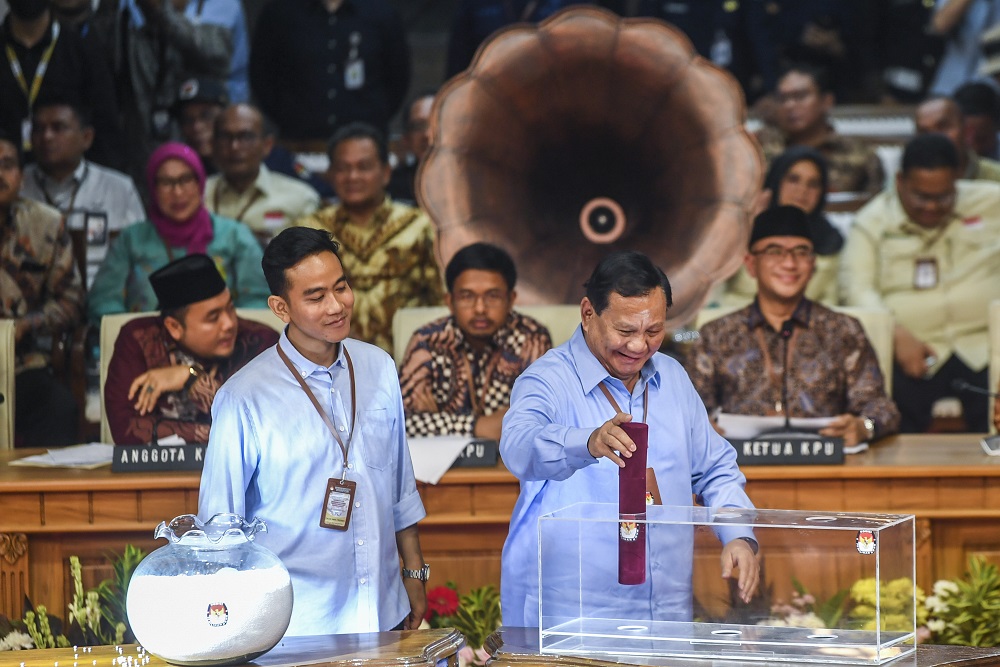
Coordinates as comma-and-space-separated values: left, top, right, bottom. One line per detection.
717, 146, 844, 307
88, 142, 269, 320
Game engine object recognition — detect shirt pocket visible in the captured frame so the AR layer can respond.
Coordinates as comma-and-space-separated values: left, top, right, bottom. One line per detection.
361, 408, 393, 471
877, 237, 924, 296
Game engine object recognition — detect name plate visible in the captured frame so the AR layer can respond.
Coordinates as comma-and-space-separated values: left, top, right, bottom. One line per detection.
112, 444, 206, 472
449, 438, 499, 468
728, 434, 844, 466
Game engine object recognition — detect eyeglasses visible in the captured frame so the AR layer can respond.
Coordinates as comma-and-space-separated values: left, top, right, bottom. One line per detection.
776, 89, 817, 104
155, 173, 198, 191
452, 290, 509, 309
751, 245, 816, 262
904, 188, 956, 207
215, 131, 263, 146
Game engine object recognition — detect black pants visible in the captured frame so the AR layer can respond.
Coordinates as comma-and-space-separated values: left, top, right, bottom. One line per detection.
14, 367, 78, 447
892, 355, 988, 433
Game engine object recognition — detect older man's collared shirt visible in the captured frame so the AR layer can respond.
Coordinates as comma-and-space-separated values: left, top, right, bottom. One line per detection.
21, 160, 145, 287
204, 164, 319, 239
966, 152, 1000, 182
756, 123, 885, 194
199, 330, 426, 636
295, 197, 444, 354
685, 299, 900, 438
399, 311, 551, 436
842, 180, 1000, 371
2, 198, 84, 372
499, 327, 753, 628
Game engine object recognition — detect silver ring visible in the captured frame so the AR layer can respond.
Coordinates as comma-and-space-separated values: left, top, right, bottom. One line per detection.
145, 385, 154, 393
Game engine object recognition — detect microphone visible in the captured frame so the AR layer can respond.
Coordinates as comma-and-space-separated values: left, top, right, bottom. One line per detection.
951, 379, 1000, 398
780, 320, 794, 432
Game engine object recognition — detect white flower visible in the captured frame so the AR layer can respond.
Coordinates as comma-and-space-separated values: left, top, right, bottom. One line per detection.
925, 595, 950, 614
927, 619, 946, 633
932, 580, 959, 597
0, 630, 35, 651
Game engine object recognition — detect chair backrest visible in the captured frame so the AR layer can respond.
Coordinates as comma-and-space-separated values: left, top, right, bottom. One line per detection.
0, 320, 15, 449
99, 308, 284, 443
392, 304, 583, 367
989, 300, 1000, 434
695, 305, 895, 394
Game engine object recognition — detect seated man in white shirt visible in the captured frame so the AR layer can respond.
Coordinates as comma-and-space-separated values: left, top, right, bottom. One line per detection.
21, 97, 145, 288
205, 103, 320, 245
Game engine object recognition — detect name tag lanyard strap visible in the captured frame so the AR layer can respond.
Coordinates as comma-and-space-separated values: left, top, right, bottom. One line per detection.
277, 343, 356, 481
598, 381, 648, 424
5, 23, 61, 145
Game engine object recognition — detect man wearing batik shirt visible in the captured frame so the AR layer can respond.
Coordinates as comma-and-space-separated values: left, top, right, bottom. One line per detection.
0, 132, 84, 446
399, 243, 551, 440
104, 254, 278, 444
685, 206, 900, 447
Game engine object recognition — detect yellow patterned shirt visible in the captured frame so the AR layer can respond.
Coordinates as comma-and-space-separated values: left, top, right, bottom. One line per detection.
295, 198, 444, 354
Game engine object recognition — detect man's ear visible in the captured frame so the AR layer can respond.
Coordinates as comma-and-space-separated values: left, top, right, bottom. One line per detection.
268, 295, 291, 323
444, 291, 454, 315
744, 252, 758, 279
580, 297, 594, 333
81, 126, 95, 152
163, 315, 185, 342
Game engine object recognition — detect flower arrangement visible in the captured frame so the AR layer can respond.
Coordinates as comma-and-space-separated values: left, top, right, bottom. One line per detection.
924, 556, 1000, 647
424, 583, 501, 667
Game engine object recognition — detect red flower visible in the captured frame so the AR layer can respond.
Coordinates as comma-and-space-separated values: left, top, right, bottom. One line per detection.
426, 585, 460, 619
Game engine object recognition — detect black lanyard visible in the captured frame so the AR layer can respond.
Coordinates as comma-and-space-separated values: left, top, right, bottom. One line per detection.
277, 342, 357, 481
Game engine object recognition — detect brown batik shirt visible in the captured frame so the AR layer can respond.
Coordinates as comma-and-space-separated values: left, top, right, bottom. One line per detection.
684, 299, 900, 439
399, 311, 552, 437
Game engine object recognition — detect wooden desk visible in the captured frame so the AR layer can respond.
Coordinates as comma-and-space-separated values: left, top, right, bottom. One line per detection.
0, 629, 463, 667
2, 435, 1000, 620
487, 627, 1000, 667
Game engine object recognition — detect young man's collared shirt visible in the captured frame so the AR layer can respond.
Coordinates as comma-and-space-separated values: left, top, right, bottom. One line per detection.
199, 330, 425, 635
499, 327, 753, 628
104, 315, 278, 444
21, 160, 145, 287
399, 311, 552, 436
842, 180, 1000, 372
684, 299, 900, 438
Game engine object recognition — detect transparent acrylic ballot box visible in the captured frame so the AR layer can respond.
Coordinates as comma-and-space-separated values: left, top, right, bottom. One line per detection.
538, 504, 916, 665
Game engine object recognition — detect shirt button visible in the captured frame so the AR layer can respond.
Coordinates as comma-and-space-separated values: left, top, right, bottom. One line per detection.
339, 425, 345, 431
327, 89, 337, 100
357, 539, 364, 546
327, 63, 337, 73
359, 577, 366, 584
300, 371, 307, 378
328, 114, 337, 125
347, 463, 353, 470
327, 38, 337, 48
354, 501, 360, 508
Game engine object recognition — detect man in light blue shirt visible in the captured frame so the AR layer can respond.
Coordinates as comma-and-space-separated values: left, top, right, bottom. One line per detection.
500, 251, 759, 628
198, 226, 428, 636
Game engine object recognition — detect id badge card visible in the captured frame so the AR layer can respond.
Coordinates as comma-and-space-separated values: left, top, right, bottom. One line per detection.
21, 118, 32, 151
319, 478, 356, 530
913, 257, 938, 290
345, 59, 365, 89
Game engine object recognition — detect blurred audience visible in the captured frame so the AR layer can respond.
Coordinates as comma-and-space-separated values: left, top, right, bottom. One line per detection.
929, 0, 1000, 95
295, 122, 443, 355
20, 98, 145, 288
718, 146, 842, 308
183, 0, 249, 103
173, 76, 229, 176
914, 95, 1000, 181
388, 90, 434, 205
104, 253, 277, 444
1, 0, 121, 168
205, 103, 320, 245
250, 0, 409, 144
954, 81, 1000, 160
842, 134, 1000, 433
88, 142, 269, 320
756, 63, 885, 194
399, 243, 551, 440
0, 131, 84, 447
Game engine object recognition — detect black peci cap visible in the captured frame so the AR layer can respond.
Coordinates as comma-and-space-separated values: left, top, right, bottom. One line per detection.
150, 254, 227, 311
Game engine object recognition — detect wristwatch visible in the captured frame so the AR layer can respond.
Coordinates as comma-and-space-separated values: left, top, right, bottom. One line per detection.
862, 416, 876, 441
402, 563, 430, 582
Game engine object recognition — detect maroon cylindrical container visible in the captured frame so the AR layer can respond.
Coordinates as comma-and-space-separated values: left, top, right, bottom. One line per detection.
618, 421, 648, 585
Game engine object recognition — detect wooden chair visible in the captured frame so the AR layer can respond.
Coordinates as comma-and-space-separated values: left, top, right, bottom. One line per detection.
989, 301, 1000, 434
695, 305, 895, 394
99, 308, 284, 443
0, 320, 16, 449
391, 304, 582, 368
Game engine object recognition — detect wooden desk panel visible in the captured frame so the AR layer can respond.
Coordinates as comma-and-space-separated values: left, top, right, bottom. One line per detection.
2, 435, 1000, 620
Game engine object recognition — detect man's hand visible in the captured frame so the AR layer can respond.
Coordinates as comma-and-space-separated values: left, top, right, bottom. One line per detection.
473, 407, 508, 441
820, 414, 866, 447
587, 412, 635, 467
721, 538, 759, 604
401, 577, 427, 630
893, 325, 935, 379
128, 365, 192, 415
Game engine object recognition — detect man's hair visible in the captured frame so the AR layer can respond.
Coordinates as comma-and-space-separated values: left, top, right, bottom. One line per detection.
900, 134, 960, 173
33, 95, 94, 129
0, 129, 23, 168
953, 82, 1000, 121
778, 62, 833, 95
405, 89, 437, 130
917, 94, 963, 120
214, 103, 277, 138
445, 242, 517, 292
263, 227, 342, 297
161, 305, 191, 324
327, 122, 388, 164
583, 251, 672, 314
